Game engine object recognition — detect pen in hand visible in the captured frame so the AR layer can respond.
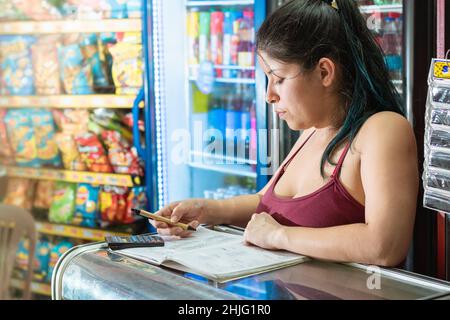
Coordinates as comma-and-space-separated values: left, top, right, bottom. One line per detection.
132, 208, 197, 231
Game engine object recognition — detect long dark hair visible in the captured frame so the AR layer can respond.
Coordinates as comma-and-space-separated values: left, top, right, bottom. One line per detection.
256, 0, 404, 177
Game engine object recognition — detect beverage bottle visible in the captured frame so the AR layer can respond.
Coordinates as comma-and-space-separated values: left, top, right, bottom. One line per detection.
240, 86, 252, 160
187, 9, 199, 65
249, 98, 257, 162
223, 11, 239, 78
237, 10, 255, 78
225, 91, 237, 158
230, 11, 243, 78
383, 13, 402, 81
210, 11, 224, 77
199, 12, 211, 62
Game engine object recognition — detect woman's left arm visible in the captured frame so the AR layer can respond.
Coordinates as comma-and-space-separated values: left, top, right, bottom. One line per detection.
244, 112, 419, 267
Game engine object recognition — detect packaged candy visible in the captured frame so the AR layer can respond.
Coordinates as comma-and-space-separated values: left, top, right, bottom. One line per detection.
49, 182, 77, 224
102, 130, 143, 176
34, 180, 55, 210
58, 43, 94, 94
0, 110, 15, 165
11, 0, 62, 20
125, 186, 147, 224
3, 178, 36, 210
75, 132, 113, 173
0, 35, 36, 95
4, 109, 40, 167
109, 36, 143, 94
55, 133, 86, 171
100, 185, 128, 225
30, 109, 62, 167
47, 239, 74, 282
32, 36, 62, 95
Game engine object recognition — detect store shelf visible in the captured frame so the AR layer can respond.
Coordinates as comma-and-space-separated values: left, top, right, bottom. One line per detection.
5, 166, 141, 187
359, 4, 402, 13
0, 95, 140, 109
0, 18, 142, 35
187, 0, 254, 7
35, 221, 128, 241
188, 161, 256, 178
191, 150, 257, 165
189, 77, 255, 84
10, 278, 51, 296
189, 64, 255, 71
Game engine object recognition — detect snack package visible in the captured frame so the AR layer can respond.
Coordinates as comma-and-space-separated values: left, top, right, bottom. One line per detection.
4, 109, 40, 167
3, 178, 36, 210
73, 183, 100, 227
0, 0, 27, 21
108, 34, 143, 95
48, 182, 77, 224
75, 132, 113, 173
15, 237, 52, 281
54, 133, 86, 171
30, 109, 62, 167
0, 35, 36, 95
11, 0, 62, 20
46, 239, 74, 282
102, 0, 127, 19
99, 185, 128, 225
52, 109, 89, 135
80, 33, 110, 92
101, 130, 143, 176
90, 108, 132, 142
58, 43, 94, 94
125, 186, 147, 224
0, 110, 15, 165
33, 180, 55, 210
32, 36, 62, 95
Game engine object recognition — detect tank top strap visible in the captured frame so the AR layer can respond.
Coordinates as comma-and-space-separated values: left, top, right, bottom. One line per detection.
331, 140, 352, 178
282, 129, 316, 171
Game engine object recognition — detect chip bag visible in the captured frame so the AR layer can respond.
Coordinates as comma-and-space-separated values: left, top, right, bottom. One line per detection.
46, 239, 73, 282
125, 186, 147, 224
99, 185, 128, 225
32, 36, 62, 95
0, 109, 15, 165
73, 183, 100, 227
0, 35, 36, 95
30, 109, 62, 167
48, 182, 76, 224
4, 109, 40, 167
75, 132, 112, 173
55, 132, 86, 171
3, 178, 35, 210
34, 180, 55, 210
58, 43, 94, 94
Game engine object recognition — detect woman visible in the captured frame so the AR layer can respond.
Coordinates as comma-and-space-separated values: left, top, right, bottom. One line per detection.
153, 0, 418, 267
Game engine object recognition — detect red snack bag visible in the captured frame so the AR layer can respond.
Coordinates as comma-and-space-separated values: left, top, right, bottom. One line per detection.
99, 186, 128, 224
101, 130, 143, 176
124, 186, 147, 224
75, 132, 112, 173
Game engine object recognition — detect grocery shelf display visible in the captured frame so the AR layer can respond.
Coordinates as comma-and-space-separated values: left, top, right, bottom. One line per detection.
0, 0, 153, 299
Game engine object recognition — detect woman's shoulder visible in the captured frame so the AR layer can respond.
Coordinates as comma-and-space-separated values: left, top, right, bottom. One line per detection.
353, 111, 416, 153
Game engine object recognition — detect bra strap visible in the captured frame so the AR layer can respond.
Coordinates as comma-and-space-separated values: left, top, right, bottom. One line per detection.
283, 130, 316, 171
331, 140, 352, 178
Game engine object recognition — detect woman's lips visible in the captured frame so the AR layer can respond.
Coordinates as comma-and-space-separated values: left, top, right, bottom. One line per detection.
275, 109, 287, 118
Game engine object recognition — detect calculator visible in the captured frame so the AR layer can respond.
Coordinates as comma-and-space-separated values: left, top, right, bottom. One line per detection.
105, 234, 165, 250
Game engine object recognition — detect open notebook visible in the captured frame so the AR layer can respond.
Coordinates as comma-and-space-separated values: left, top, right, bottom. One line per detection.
116, 226, 309, 283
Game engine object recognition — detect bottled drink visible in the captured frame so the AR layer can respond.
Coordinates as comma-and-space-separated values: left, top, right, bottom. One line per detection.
237, 10, 255, 78
210, 11, 224, 77
249, 98, 257, 162
199, 12, 210, 62
187, 9, 199, 65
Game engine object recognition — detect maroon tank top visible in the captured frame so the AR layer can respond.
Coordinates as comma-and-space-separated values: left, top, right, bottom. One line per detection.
256, 130, 365, 228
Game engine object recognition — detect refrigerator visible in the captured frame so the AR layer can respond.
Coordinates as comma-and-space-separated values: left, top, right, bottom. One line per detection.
157, 0, 270, 206
0, 0, 154, 298
265, 0, 442, 278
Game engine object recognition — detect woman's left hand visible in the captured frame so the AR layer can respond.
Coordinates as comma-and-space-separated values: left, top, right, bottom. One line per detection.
244, 212, 285, 250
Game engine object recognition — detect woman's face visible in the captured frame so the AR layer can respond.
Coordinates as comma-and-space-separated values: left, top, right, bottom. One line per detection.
258, 51, 339, 130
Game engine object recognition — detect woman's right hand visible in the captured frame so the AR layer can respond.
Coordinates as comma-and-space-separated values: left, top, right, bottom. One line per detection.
151, 199, 210, 237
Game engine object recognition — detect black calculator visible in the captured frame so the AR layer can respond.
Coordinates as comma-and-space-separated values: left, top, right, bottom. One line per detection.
105, 234, 165, 250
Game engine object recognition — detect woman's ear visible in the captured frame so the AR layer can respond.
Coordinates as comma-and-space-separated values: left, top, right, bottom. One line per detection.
317, 57, 337, 88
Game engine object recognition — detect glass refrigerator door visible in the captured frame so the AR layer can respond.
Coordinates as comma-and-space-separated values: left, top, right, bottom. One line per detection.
357, 1, 404, 95
161, 0, 268, 203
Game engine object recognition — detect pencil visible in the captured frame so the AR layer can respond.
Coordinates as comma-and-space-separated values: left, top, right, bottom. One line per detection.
132, 208, 197, 231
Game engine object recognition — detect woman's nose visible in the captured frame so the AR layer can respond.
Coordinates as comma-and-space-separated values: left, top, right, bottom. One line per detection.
266, 86, 279, 104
